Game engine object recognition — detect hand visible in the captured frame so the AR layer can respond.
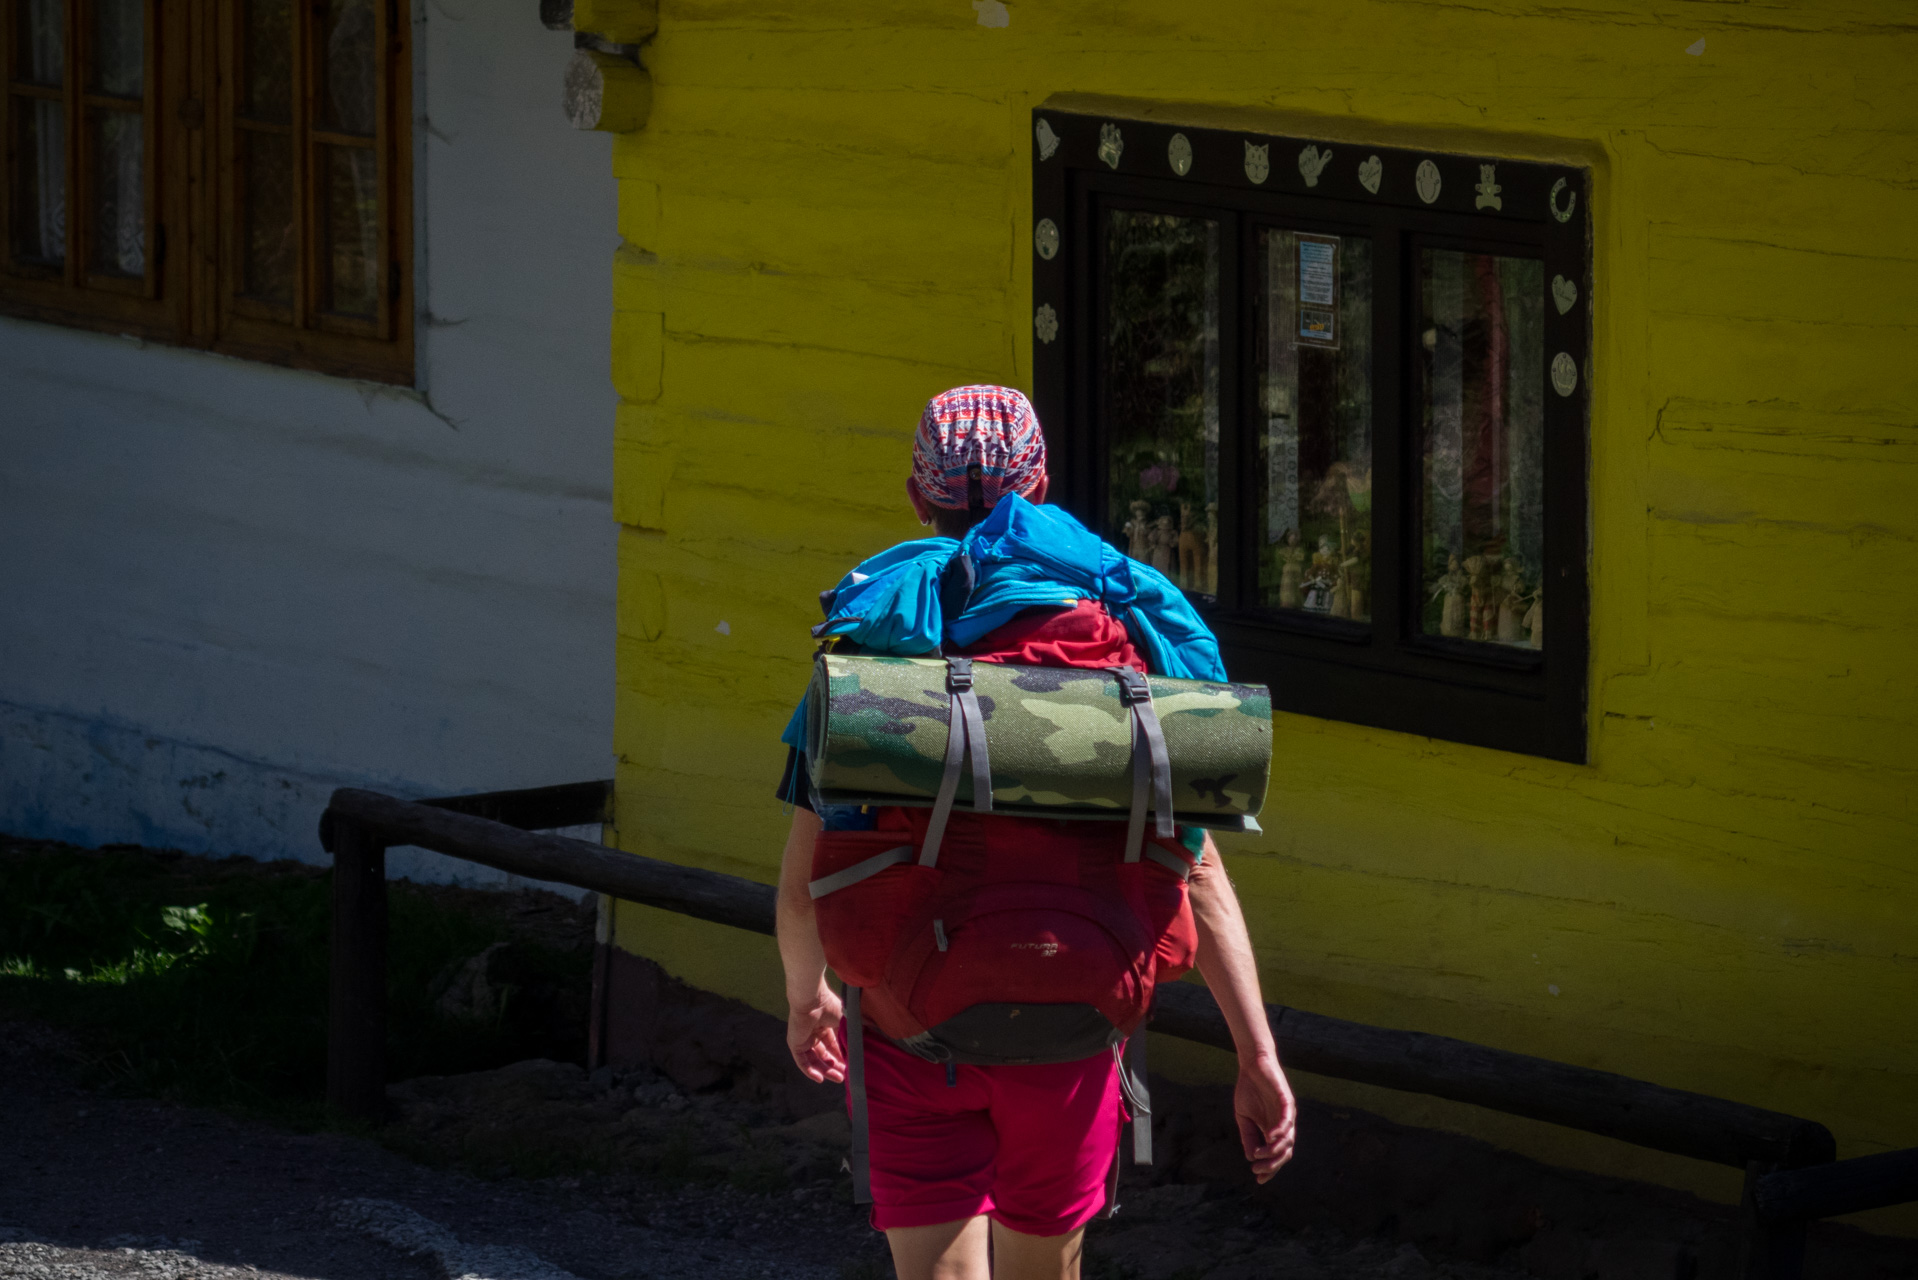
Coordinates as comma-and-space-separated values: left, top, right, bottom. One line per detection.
1234, 1054, 1297, 1182
787, 985, 848, 1084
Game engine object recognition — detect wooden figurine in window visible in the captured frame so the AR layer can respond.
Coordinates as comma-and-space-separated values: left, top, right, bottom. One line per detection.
1123, 500, 1153, 561
1341, 532, 1370, 621
1463, 551, 1497, 641
1277, 529, 1305, 609
1496, 562, 1530, 644
1304, 535, 1338, 612
1205, 502, 1219, 595
1150, 515, 1178, 577
1178, 502, 1204, 590
1476, 552, 1505, 640
1525, 583, 1543, 649
1432, 554, 1467, 637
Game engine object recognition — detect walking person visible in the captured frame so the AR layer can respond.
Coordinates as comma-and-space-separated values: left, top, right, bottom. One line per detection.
775, 386, 1296, 1279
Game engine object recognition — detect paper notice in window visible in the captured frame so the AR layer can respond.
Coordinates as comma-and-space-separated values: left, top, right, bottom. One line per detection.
1298, 234, 1339, 347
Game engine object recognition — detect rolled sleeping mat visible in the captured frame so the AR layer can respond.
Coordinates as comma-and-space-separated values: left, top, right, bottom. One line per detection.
805, 653, 1271, 830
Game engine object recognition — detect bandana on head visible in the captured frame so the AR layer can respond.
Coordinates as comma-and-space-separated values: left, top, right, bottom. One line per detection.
911, 385, 1048, 512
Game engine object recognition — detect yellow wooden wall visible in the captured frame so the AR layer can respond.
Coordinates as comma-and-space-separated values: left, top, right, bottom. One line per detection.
596, 0, 1917, 1229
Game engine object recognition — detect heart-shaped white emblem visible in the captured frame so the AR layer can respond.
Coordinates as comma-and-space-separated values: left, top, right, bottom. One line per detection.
1358, 154, 1382, 194
1551, 275, 1577, 314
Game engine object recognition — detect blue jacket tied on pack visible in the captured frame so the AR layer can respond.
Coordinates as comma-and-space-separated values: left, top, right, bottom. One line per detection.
780, 494, 1227, 754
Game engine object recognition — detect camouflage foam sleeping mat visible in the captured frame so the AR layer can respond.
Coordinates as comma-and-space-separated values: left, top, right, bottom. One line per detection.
804, 654, 1271, 829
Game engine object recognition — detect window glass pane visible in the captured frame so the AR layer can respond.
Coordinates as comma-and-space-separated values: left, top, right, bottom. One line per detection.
242, 0, 292, 123
320, 0, 377, 136
240, 131, 295, 304
324, 144, 379, 316
11, 100, 67, 265
93, 0, 142, 97
1419, 249, 1546, 649
88, 109, 144, 276
1253, 229, 1373, 620
1103, 210, 1219, 597
16, 0, 63, 85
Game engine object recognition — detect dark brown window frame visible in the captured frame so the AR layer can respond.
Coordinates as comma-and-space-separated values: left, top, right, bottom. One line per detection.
0, 0, 412, 383
1032, 111, 1591, 762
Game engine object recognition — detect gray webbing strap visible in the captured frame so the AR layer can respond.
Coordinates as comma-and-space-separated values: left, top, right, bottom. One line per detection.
1124, 714, 1149, 864
1143, 844, 1196, 881
847, 985, 872, 1204
954, 662, 993, 816
808, 845, 914, 898
1113, 667, 1175, 861
918, 657, 990, 870
1128, 1030, 1152, 1165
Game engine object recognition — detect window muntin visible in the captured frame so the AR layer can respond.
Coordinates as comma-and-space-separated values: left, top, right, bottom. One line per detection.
7, 0, 152, 287
0, 0, 411, 382
1033, 113, 1590, 760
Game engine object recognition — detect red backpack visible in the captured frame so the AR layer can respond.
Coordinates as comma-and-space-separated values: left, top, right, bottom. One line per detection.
807, 600, 1199, 1196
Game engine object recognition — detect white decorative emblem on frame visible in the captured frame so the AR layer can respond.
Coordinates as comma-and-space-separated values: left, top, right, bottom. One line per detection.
1551, 275, 1577, 315
1358, 154, 1382, 194
1474, 163, 1503, 211
1033, 218, 1060, 260
1551, 352, 1578, 397
1298, 144, 1333, 188
1549, 176, 1577, 223
1097, 123, 1124, 169
1167, 133, 1193, 176
1034, 304, 1059, 344
1243, 142, 1269, 184
1415, 159, 1442, 204
1035, 118, 1060, 161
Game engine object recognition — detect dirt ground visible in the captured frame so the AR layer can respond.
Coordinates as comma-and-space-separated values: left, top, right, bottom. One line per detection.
3, 1015, 1532, 1280
3, 851, 1912, 1280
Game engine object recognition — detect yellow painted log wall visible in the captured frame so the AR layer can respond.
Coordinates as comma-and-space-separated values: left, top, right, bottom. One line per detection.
601, 0, 1918, 1229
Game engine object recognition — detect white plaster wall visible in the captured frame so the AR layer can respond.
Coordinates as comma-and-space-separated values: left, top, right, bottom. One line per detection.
0, 5, 617, 887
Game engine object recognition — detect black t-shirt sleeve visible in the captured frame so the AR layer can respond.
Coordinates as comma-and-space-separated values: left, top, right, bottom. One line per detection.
775, 746, 815, 812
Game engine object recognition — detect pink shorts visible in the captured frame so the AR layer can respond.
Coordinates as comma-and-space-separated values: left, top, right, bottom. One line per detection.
838, 1025, 1124, 1237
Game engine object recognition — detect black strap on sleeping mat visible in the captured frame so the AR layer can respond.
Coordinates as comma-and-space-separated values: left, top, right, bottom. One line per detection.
918, 656, 992, 870
847, 985, 872, 1205
1112, 667, 1174, 862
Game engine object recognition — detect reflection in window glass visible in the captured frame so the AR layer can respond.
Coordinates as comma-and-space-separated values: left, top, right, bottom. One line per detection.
324, 145, 380, 316
16, 0, 63, 85
1254, 229, 1372, 620
93, 0, 143, 97
90, 109, 145, 276
1419, 250, 1545, 649
1104, 211, 1219, 597
12, 102, 66, 264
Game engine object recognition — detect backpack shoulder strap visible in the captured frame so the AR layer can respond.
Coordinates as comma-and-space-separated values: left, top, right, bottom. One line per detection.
917, 657, 993, 870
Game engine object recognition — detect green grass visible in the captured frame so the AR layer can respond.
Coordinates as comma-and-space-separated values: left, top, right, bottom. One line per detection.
0, 840, 591, 1127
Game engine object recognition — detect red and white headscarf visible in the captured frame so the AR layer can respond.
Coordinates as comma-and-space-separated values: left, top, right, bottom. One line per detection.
910, 385, 1048, 512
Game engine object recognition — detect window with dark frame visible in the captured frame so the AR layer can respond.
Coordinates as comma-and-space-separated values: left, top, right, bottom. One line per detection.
1031, 113, 1590, 762
1, 0, 411, 383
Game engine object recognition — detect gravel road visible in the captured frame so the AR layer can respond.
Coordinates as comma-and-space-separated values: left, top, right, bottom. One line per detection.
2, 1016, 1542, 1280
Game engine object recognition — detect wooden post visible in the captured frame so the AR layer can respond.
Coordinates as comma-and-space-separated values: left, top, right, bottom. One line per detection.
326, 817, 388, 1122
1739, 1161, 1808, 1280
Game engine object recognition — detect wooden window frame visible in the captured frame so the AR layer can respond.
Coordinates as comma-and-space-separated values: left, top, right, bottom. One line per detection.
0, 0, 412, 384
1032, 111, 1591, 762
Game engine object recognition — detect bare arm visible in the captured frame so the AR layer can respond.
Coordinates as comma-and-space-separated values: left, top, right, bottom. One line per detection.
775, 807, 846, 1083
1188, 836, 1297, 1181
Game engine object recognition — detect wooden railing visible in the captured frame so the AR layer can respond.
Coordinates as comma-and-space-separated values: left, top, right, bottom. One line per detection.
319, 784, 1913, 1280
